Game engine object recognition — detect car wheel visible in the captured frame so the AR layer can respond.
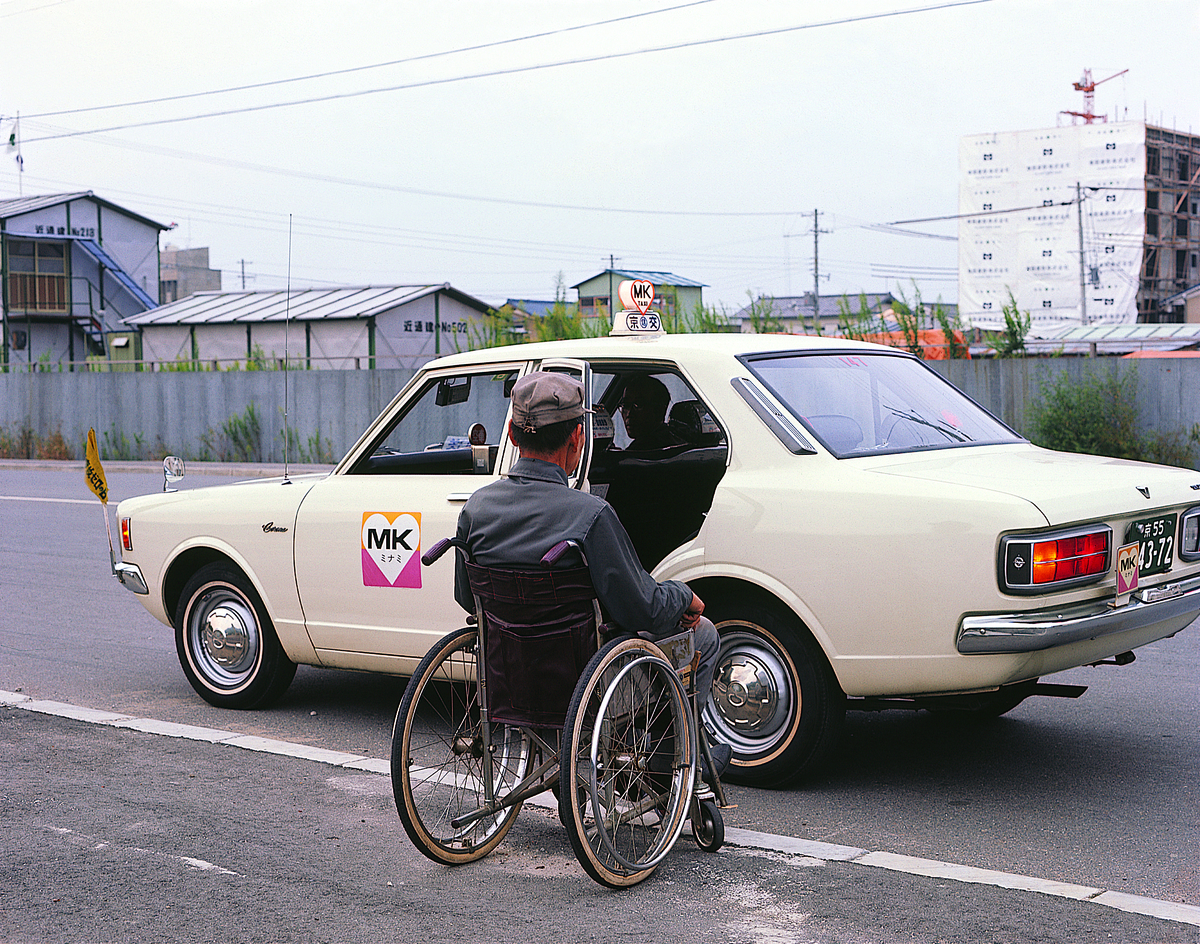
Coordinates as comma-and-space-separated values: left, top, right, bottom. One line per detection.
174, 563, 297, 709
701, 597, 845, 787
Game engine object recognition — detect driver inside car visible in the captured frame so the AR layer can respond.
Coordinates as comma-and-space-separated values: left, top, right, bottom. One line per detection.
453, 371, 732, 783
618, 375, 687, 451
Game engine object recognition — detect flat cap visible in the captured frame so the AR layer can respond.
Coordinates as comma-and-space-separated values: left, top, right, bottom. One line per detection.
511, 371, 588, 431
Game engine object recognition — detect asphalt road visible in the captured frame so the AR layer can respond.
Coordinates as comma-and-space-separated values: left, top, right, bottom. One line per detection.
1, 460, 1198, 941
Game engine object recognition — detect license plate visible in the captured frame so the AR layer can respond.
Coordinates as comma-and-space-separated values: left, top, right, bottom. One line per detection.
1123, 514, 1177, 578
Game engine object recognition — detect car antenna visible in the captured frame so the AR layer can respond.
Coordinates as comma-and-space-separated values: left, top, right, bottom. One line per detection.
282, 213, 293, 485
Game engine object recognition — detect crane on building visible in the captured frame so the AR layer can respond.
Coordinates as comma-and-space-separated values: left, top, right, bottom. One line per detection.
1061, 68, 1129, 124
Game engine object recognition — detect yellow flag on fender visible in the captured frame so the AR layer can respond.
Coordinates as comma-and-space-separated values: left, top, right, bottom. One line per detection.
85, 427, 108, 505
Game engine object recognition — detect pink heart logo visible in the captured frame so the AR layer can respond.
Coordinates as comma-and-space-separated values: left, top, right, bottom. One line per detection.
361, 512, 422, 587
618, 279, 655, 314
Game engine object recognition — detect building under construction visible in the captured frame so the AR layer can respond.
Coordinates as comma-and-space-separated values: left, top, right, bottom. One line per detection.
958, 76, 1199, 330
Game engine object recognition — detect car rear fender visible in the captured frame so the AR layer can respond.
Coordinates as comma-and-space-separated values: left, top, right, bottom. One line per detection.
678, 569, 837, 666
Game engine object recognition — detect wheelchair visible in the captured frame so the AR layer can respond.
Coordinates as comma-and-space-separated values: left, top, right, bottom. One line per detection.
391, 536, 729, 888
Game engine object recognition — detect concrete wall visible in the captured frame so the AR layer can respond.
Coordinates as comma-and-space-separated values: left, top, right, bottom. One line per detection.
928, 358, 1200, 448
2, 358, 1198, 468
0, 368, 418, 463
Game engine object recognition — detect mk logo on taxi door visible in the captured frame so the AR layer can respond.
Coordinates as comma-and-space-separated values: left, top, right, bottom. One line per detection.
361, 512, 422, 588
365, 526, 413, 551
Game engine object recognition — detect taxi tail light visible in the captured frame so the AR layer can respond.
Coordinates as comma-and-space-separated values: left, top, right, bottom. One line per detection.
120, 516, 133, 552
1001, 525, 1111, 594
1031, 532, 1109, 583
1181, 506, 1200, 562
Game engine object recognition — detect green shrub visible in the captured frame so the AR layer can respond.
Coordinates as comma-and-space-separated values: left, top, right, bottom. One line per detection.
1029, 367, 1199, 468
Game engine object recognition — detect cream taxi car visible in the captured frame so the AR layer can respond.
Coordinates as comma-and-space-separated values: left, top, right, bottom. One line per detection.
114, 322, 1200, 786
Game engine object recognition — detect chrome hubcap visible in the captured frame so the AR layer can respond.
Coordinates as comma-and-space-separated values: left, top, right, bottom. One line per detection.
201, 604, 252, 669
189, 586, 261, 688
706, 630, 795, 756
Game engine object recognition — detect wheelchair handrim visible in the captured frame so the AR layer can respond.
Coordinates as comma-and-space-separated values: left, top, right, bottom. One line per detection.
587, 653, 695, 872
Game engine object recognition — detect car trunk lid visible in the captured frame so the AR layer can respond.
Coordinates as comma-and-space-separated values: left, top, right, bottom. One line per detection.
859, 442, 1200, 526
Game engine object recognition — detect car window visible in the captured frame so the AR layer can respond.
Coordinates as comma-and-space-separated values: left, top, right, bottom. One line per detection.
743, 352, 1022, 457
597, 369, 727, 451
350, 369, 517, 475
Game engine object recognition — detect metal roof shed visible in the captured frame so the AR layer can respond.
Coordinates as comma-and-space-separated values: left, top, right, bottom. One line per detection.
123, 284, 494, 369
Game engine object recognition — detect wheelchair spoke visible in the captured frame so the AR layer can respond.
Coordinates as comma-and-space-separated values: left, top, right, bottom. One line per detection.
561, 637, 697, 888
393, 627, 530, 864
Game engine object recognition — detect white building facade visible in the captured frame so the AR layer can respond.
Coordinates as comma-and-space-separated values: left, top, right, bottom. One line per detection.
1, 192, 165, 369
959, 121, 1147, 331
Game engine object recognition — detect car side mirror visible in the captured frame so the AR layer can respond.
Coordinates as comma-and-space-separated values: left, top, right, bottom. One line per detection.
163, 455, 186, 492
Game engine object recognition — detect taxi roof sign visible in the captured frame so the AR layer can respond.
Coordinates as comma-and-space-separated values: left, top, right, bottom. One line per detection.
610, 279, 665, 337
619, 279, 654, 314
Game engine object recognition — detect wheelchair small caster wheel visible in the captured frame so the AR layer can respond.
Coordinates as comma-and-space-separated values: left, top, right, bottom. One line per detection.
692, 798, 724, 852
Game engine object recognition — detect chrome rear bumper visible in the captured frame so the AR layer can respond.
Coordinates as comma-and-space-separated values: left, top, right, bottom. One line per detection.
957, 575, 1200, 654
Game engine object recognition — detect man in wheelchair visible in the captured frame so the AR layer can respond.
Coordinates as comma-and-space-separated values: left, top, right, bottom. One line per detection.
452, 371, 732, 782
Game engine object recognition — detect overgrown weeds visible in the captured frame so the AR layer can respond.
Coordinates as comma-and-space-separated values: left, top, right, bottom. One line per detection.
0, 424, 75, 459
200, 403, 263, 462
1029, 366, 1200, 468
279, 417, 336, 464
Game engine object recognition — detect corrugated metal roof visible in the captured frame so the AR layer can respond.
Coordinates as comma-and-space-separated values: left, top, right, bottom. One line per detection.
1031, 323, 1200, 341
0, 192, 94, 218
0, 191, 168, 230
1019, 322, 1200, 354
571, 269, 707, 289
122, 285, 492, 326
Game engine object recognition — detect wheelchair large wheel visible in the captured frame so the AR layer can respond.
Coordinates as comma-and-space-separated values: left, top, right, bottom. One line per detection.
559, 637, 696, 888
392, 626, 530, 865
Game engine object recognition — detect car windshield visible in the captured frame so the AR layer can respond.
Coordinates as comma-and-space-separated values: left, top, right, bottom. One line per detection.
743, 351, 1023, 457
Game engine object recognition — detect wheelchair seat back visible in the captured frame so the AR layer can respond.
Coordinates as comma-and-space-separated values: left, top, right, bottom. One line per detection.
464, 561, 599, 728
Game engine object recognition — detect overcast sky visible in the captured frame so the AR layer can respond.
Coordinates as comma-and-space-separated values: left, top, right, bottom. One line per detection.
2, 0, 1197, 314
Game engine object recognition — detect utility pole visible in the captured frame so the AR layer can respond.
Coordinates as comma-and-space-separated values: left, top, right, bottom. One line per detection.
606, 254, 621, 318
239, 259, 253, 290
812, 209, 829, 335
1076, 182, 1088, 330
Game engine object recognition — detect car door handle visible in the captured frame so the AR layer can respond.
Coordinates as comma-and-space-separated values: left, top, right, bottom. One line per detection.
446, 493, 473, 503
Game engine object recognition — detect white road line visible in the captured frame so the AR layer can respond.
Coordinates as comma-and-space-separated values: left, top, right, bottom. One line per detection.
0, 495, 100, 505
4, 688, 1198, 927
39, 825, 240, 876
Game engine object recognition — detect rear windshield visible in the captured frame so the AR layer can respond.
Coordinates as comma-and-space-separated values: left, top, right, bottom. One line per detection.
743, 351, 1023, 457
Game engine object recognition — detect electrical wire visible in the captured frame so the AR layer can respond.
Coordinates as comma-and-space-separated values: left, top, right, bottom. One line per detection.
22, 0, 719, 119
22, 0, 993, 143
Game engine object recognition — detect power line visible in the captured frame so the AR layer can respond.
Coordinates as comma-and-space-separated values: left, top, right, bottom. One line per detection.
22, 0, 719, 119
23, 0, 992, 143
8, 121, 825, 217
890, 199, 1079, 225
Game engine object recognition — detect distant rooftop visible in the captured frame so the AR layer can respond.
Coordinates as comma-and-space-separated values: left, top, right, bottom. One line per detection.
0, 191, 168, 231
124, 285, 492, 326
572, 269, 706, 289
735, 293, 900, 321
506, 299, 559, 318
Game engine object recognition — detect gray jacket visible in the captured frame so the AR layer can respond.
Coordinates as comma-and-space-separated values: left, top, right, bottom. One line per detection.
454, 457, 692, 636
